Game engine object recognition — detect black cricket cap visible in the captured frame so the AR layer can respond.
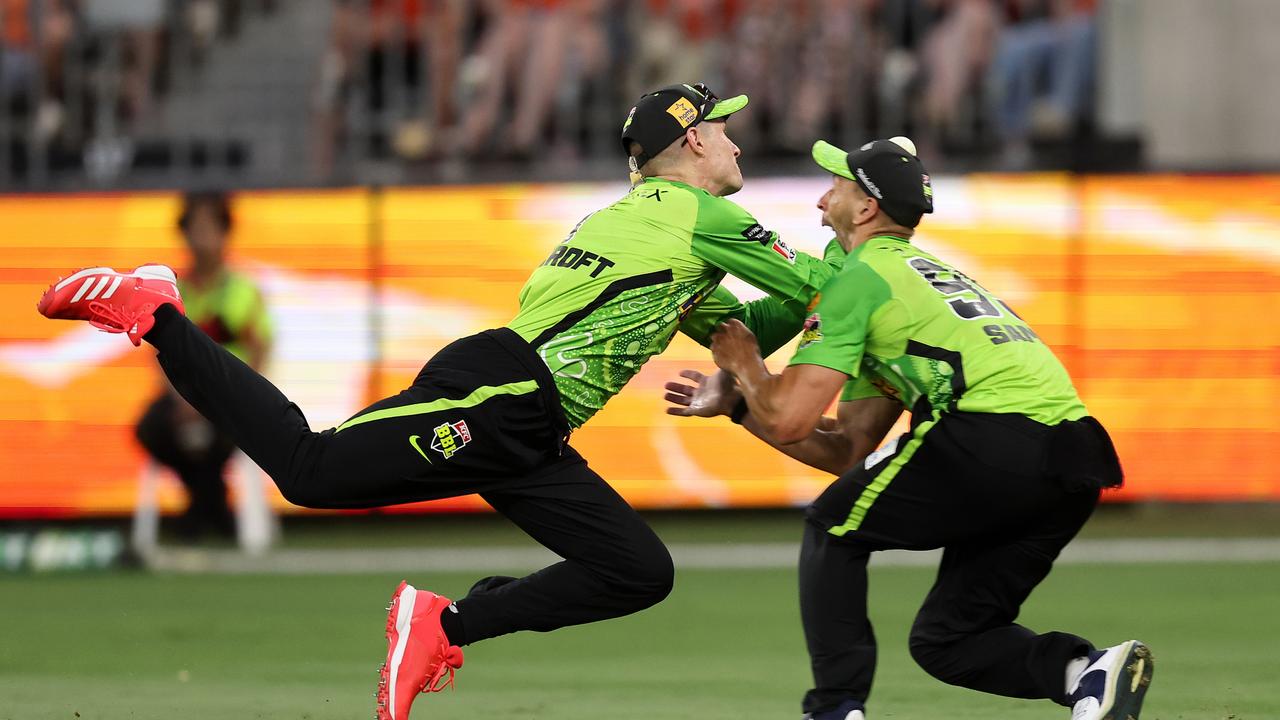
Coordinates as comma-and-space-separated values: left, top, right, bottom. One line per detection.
620, 83, 748, 171
812, 137, 934, 228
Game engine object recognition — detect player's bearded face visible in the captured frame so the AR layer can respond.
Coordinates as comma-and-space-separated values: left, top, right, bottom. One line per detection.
818, 177, 859, 235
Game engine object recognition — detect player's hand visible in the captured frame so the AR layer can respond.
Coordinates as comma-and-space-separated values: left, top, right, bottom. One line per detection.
710, 319, 762, 376
664, 369, 739, 417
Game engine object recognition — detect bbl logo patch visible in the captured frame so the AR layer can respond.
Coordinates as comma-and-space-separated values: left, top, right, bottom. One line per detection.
799, 313, 823, 348
430, 420, 472, 459
666, 97, 699, 128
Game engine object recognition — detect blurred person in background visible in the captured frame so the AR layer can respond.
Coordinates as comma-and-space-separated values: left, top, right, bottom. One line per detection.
916, 0, 999, 154
988, 0, 1097, 168
39, 82, 842, 720
134, 191, 272, 541
722, 0, 792, 152
456, 0, 608, 159
624, 0, 723, 116
80, 0, 165, 133
772, 0, 877, 152
0, 0, 75, 157
666, 136, 1151, 720
724, 0, 878, 154
314, 0, 433, 164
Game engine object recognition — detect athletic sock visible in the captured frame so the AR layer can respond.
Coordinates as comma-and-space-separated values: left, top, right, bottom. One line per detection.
1064, 655, 1090, 695
145, 303, 182, 343
439, 601, 468, 647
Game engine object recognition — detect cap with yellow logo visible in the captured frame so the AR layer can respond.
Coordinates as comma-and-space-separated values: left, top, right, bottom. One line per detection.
620, 83, 748, 172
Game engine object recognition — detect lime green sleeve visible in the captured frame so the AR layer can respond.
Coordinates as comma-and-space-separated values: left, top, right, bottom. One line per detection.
679, 285, 806, 356
680, 237, 847, 354
688, 193, 836, 314
789, 261, 893, 376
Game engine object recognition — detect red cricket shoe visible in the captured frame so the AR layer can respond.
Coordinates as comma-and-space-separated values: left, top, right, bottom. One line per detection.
376, 581, 464, 720
37, 265, 185, 346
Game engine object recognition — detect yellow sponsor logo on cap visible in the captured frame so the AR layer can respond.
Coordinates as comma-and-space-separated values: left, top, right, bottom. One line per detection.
666, 97, 699, 128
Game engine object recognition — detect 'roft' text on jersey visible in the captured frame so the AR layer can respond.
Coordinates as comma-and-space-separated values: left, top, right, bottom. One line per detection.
507, 177, 837, 428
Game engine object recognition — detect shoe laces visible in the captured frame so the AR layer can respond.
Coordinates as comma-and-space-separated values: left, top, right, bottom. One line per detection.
422, 644, 462, 694
87, 298, 153, 334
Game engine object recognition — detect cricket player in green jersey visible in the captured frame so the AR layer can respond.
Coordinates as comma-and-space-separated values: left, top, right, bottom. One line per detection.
665, 137, 1152, 720
37, 82, 842, 720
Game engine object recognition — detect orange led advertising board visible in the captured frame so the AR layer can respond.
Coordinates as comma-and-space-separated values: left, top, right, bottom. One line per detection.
1, 175, 1276, 517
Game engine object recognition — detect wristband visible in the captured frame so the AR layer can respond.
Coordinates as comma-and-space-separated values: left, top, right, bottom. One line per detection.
729, 397, 749, 425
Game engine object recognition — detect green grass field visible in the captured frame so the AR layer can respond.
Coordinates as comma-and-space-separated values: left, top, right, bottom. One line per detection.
3, 560, 1278, 720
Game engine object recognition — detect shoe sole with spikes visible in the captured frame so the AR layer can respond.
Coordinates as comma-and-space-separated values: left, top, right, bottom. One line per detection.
1103, 641, 1154, 720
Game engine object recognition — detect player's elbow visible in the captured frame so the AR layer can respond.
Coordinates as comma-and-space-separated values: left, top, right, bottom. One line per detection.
768, 415, 817, 446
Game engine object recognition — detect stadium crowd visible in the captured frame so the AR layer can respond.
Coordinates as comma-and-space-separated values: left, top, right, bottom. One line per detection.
0, 0, 271, 180
0, 0, 1099, 184
316, 0, 1099, 171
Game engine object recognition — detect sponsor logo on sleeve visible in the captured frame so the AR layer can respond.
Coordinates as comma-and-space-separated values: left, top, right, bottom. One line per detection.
429, 419, 473, 459
770, 238, 797, 264
741, 223, 771, 244
799, 313, 823, 348
666, 97, 699, 128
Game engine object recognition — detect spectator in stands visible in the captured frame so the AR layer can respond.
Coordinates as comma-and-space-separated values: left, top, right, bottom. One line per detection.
1, 0, 74, 149
314, 0, 470, 168
723, 0, 792, 152
135, 192, 272, 541
81, 0, 165, 130
624, 0, 723, 120
988, 0, 1097, 167
916, 0, 1000, 153
457, 0, 609, 160
725, 0, 879, 154
775, 0, 877, 152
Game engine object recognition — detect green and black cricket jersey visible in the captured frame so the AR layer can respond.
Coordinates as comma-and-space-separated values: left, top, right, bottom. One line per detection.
508, 177, 844, 428
790, 234, 1087, 425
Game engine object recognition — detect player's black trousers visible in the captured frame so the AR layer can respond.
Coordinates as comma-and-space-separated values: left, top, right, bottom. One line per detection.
144, 305, 673, 645
799, 410, 1123, 714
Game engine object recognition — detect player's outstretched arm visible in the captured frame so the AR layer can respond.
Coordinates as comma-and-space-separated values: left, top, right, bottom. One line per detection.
709, 319, 846, 445
743, 397, 902, 475
664, 368, 850, 474
664, 367, 903, 475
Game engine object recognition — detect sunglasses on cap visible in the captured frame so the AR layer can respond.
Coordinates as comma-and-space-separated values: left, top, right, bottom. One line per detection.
679, 83, 720, 147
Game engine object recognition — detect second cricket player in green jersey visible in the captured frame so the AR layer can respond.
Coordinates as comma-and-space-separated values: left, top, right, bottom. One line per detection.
789, 234, 1086, 425
508, 176, 844, 427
